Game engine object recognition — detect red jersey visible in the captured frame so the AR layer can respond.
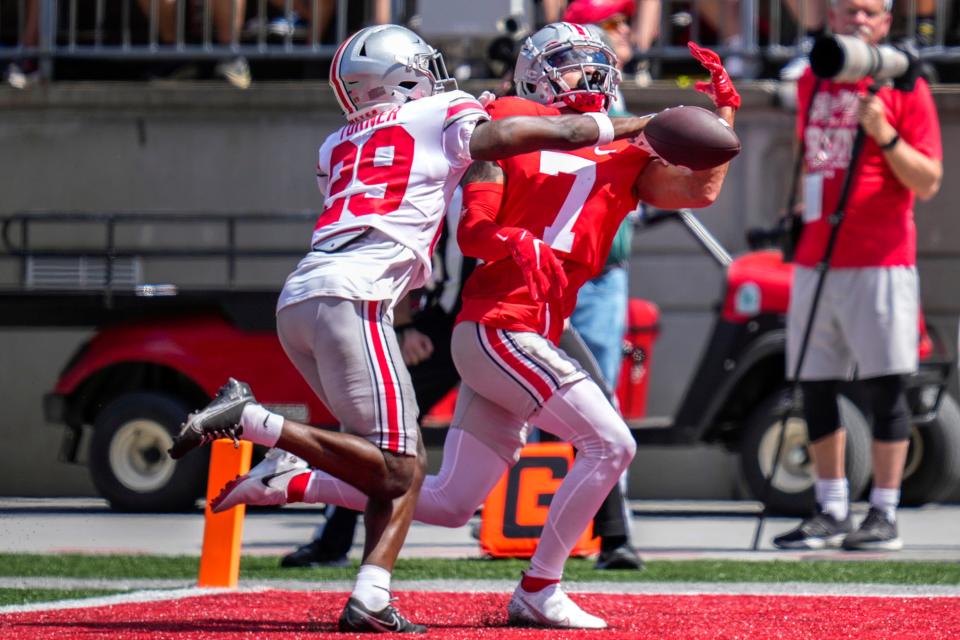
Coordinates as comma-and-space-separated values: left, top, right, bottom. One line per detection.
794, 68, 941, 268
457, 97, 652, 343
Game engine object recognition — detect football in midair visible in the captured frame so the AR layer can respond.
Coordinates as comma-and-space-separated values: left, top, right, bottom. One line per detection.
642, 105, 741, 171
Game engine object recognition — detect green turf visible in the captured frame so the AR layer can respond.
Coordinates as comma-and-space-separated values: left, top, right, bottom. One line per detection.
0, 554, 958, 585
0, 587, 123, 606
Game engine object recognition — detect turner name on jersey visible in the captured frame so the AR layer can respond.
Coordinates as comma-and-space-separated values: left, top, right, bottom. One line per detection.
312, 90, 488, 286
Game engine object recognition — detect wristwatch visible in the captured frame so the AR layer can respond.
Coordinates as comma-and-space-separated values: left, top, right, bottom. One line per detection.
879, 133, 900, 151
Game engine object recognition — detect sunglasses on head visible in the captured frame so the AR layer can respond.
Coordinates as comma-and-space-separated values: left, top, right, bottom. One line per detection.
600, 14, 629, 31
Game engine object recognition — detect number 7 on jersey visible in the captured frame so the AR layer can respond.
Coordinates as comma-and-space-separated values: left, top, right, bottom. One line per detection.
540, 151, 597, 253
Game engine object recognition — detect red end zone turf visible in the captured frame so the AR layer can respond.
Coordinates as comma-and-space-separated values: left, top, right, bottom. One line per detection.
2, 590, 958, 639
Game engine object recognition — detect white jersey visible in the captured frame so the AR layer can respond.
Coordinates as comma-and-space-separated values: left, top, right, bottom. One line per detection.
278, 90, 488, 312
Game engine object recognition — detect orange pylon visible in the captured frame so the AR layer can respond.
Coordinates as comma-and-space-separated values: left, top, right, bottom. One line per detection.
198, 439, 252, 587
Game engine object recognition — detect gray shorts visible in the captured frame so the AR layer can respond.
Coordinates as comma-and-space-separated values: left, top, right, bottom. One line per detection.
276, 296, 420, 456
450, 321, 587, 462
786, 266, 919, 381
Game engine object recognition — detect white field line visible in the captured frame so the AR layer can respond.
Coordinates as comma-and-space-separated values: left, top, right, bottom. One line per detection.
0, 579, 958, 615
0, 586, 255, 614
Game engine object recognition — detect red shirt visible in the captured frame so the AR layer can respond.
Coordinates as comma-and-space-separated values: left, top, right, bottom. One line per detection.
457, 97, 652, 342
794, 68, 941, 268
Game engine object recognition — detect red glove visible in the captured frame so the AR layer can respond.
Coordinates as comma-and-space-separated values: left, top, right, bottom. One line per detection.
688, 42, 741, 110
498, 227, 567, 303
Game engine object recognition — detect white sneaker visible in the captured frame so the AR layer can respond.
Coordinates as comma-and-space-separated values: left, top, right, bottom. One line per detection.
780, 55, 810, 82
777, 56, 810, 111
214, 56, 251, 90
507, 582, 607, 629
210, 448, 309, 513
5, 62, 39, 90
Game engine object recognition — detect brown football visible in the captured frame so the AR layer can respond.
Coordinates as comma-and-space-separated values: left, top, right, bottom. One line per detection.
643, 105, 741, 171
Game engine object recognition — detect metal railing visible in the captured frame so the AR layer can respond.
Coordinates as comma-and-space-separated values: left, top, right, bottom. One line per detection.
0, 211, 315, 290
1, 0, 959, 81
0, 0, 409, 66
644, 0, 960, 69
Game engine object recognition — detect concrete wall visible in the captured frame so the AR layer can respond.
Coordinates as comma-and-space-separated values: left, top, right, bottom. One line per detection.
1, 81, 958, 500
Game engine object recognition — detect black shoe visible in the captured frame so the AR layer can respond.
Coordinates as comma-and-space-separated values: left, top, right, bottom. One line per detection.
338, 596, 426, 633
168, 378, 256, 459
595, 543, 645, 570
772, 509, 854, 550
842, 508, 903, 551
280, 540, 349, 568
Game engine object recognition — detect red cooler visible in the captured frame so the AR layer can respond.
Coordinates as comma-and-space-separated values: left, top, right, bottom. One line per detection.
616, 298, 660, 420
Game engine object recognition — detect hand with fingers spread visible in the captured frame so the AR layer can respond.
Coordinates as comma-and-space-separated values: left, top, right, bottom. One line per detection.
498, 227, 567, 302
688, 42, 741, 110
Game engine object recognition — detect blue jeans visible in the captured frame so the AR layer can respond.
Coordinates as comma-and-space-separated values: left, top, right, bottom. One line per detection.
570, 266, 628, 388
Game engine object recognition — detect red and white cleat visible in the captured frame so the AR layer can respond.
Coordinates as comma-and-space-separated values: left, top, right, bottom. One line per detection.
210, 448, 309, 513
507, 582, 607, 629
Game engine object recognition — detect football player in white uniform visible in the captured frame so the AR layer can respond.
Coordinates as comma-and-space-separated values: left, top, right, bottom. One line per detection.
170, 23, 653, 633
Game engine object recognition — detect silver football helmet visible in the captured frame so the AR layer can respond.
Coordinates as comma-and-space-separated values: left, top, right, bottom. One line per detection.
514, 22, 620, 113
330, 24, 456, 121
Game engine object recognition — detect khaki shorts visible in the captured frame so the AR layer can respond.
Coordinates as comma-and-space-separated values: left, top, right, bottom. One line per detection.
450, 321, 587, 462
277, 296, 420, 456
786, 266, 919, 381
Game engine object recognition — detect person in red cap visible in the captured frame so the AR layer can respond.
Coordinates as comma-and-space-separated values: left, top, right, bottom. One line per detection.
562, 0, 659, 86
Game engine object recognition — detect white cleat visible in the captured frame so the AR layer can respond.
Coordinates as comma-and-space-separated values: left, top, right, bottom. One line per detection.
507, 582, 607, 629
210, 448, 309, 513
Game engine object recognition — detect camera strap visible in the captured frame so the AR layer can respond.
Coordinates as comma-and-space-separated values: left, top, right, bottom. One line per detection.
789, 78, 820, 213
782, 78, 822, 262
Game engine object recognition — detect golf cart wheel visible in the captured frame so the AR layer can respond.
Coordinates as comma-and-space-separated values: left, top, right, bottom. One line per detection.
900, 393, 960, 505
89, 392, 207, 512
740, 388, 872, 516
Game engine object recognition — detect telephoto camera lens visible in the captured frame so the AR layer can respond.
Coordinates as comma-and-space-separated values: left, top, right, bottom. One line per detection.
810, 34, 909, 83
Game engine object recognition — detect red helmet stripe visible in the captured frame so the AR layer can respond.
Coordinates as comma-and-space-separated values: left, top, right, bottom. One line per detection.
331, 31, 360, 116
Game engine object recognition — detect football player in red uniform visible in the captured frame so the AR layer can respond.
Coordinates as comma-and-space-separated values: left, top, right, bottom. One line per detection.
449, 23, 739, 628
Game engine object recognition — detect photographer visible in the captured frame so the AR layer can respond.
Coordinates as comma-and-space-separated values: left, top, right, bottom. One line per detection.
773, 0, 942, 551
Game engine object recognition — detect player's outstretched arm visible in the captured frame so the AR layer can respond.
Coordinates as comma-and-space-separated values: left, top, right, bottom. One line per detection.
469, 113, 651, 161
457, 161, 567, 302
635, 105, 735, 209
635, 43, 739, 209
